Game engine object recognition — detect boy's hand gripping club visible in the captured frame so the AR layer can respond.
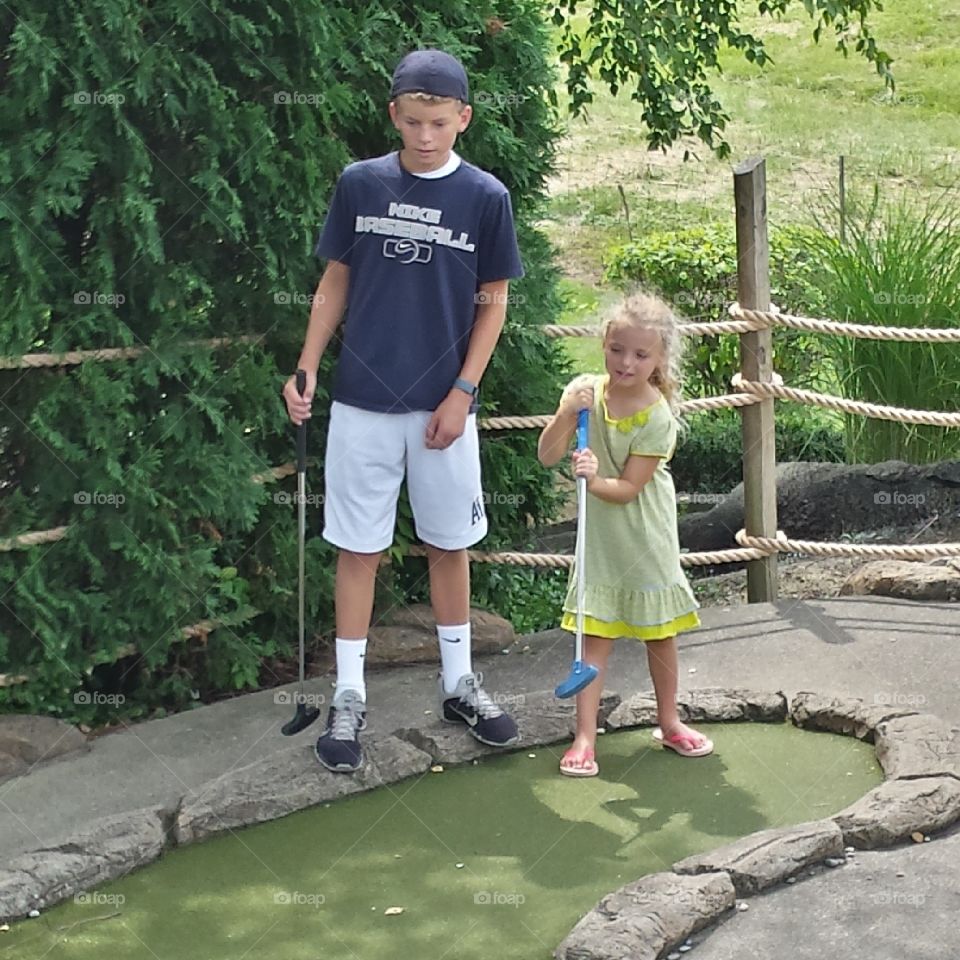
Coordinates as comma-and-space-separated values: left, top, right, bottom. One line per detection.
282, 369, 321, 735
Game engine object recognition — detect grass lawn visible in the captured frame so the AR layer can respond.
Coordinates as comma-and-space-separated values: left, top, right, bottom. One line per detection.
544, 0, 960, 326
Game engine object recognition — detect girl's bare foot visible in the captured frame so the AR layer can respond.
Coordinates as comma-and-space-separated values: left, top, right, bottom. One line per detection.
560, 737, 599, 776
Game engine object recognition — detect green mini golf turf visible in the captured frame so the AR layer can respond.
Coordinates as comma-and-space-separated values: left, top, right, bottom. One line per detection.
3, 723, 881, 960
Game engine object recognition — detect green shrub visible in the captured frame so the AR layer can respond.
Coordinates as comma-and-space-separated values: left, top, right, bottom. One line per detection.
0, 1, 567, 722
806, 194, 960, 463
670, 406, 845, 495
604, 222, 836, 398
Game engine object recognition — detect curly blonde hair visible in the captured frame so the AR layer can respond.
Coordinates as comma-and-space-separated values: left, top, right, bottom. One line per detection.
599, 290, 686, 417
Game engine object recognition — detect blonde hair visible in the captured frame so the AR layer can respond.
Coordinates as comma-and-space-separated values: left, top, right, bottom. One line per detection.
600, 290, 686, 417
394, 91, 465, 109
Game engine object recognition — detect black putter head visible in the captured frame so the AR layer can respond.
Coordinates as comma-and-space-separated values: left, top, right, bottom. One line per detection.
281, 701, 321, 736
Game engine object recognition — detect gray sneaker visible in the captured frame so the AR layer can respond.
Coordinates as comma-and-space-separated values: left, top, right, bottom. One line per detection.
439, 672, 519, 747
315, 688, 366, 772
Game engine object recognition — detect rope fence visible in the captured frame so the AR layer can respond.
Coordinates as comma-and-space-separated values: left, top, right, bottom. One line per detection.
3, 156, 958, 690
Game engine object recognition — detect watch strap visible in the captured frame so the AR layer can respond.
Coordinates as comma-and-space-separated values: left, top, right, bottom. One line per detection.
453, 376, 478, 398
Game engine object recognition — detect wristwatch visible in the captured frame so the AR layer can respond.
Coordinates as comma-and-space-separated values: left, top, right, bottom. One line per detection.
452, 377, 478, 399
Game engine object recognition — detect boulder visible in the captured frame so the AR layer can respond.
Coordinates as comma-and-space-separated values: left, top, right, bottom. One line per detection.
790, 691, 918, 742
174, 734, 432, 844
673, 820, 843, 894
555, 870, 735, 960
0, 715, 89, 783
0, 806, 168, 921
833, 777, 960, 848
873, 714, 960, 781
395, 690, 621, 764
366, 605, 515, 665
607, 688, 786, 730
839, 560, 960, 602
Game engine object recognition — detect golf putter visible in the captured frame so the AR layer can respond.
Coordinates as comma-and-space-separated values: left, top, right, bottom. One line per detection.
281, 369, 321, 735
555, 408, 600, 698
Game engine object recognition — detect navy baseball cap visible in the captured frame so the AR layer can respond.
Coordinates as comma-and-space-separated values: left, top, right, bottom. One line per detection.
390, 49, 469, 102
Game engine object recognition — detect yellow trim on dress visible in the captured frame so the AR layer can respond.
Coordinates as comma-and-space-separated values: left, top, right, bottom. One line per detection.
599, 375, 663, 433
560, 610, 701, 641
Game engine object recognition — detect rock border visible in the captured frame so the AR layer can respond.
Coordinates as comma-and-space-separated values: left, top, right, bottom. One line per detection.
1, 686, 958, 960
555, 689, 960, 960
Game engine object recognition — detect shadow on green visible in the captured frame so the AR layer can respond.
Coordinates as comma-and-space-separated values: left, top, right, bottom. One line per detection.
5, 722, 880, 960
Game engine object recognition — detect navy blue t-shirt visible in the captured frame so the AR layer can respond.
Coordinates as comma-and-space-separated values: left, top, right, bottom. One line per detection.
314, 151, 524, 413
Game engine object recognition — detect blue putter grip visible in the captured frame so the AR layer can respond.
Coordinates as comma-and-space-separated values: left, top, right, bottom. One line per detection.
576, 408, 589, 451
295, 369, 307, 473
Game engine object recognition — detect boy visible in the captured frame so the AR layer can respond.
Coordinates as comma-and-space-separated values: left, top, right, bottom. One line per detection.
282, 49, 524, 773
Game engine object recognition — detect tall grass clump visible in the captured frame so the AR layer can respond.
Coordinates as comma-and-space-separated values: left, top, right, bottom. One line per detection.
810, 192, 960, 464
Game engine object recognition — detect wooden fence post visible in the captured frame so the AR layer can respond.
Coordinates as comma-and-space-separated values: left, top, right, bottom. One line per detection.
734, 156, 778, 602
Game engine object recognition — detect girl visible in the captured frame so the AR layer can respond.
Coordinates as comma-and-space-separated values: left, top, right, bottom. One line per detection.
538, 291, 712, 777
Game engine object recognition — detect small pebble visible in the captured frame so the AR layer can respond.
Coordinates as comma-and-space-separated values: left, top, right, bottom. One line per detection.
371, 906, 376, 911
896, 871, 906, 878
667, 953, 681, 959
688, 667, 697, 674
845, 846, 855, 854
394, 854, 402, 859
911, 831, 924, 844
0, 923, 9, 932
679, 946, 693, 953
736, 902, 749, 912
423, 710, 432, 715
384, 906, 404, 916
28, 910, 40, 918
430, 765, 444, 773
785, 876, 797, 884
597, 727, 606, 735
456, 863, 465, 869
527, 753, 536, 758
924, 836, 931, 842
825, 858, 843, 868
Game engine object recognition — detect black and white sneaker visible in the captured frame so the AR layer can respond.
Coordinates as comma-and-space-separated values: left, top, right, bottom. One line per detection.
440, 672, 519, 747
315, 688, 367, 773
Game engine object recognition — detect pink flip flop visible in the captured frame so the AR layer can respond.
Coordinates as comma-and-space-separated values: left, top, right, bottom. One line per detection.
652, 727, 714, 758
560, 747, 599, 777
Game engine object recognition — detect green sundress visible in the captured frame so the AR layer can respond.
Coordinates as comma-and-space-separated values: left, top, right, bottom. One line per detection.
560, 374, 700, 641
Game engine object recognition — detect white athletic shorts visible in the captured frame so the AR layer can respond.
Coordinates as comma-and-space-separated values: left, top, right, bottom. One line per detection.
322, 401, 488, 553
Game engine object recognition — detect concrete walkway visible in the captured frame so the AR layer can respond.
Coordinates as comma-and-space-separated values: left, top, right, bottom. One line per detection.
2, 595, 959, 957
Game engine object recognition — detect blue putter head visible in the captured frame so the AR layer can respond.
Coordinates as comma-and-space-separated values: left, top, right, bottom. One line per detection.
554, 659, 599, 699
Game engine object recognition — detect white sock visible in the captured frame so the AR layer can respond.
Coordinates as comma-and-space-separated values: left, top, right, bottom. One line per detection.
438, 622, 472, 695
334, 637, 367, 702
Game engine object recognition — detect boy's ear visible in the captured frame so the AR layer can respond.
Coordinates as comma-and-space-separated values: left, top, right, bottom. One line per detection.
458, 103, 473, 132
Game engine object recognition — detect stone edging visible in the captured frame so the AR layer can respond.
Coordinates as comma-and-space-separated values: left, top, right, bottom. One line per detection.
1, 686, 958, 960
554, 689, 960, 960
